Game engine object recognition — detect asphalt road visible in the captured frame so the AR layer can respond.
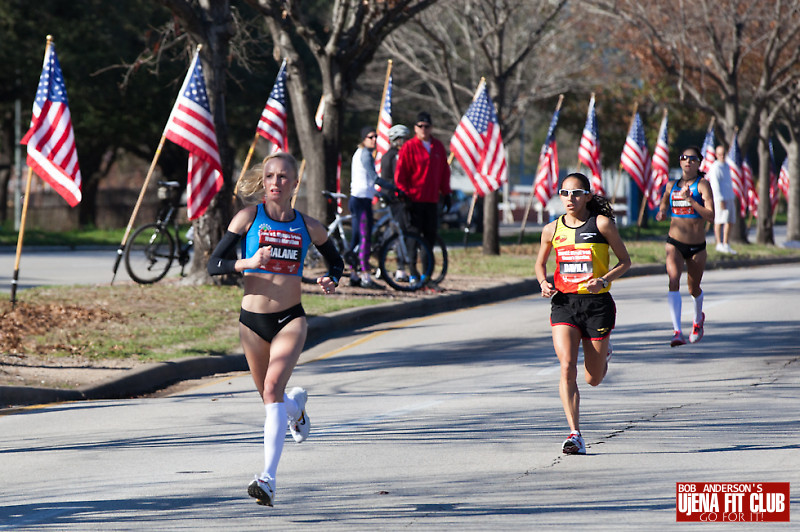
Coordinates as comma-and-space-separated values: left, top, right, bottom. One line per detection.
1, 264, 798, 530
0, 248, 147, 293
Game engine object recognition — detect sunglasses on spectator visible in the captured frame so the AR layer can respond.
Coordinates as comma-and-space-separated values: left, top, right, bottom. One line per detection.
365, 134, 377, 139
559, 189, 591, 198
415, 123, 431, 129
679, 154, 700, 162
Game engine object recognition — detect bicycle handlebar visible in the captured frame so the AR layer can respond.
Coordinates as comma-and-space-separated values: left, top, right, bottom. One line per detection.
322, 190, 349, 200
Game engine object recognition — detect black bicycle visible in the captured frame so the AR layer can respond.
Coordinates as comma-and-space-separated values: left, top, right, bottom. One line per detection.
124, 181, 193, 284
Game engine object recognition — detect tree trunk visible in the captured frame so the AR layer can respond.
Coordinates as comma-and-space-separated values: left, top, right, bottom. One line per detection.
482, 190, 500, 255
755, 108, 774, 244
0, 168, 10, 224
787, 139, 800, 242
175, 0, 234, 284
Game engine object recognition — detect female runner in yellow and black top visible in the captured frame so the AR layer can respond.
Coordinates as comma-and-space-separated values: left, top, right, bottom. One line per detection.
535, 172, 631, 455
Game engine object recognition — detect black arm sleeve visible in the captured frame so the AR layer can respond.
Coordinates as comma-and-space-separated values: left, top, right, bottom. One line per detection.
316, 239, 344, 286
207, 231, 242, 276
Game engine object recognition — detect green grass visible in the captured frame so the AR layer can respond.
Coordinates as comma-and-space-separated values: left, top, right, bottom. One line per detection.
1, 283, 391, 363
1, 222, 127, 247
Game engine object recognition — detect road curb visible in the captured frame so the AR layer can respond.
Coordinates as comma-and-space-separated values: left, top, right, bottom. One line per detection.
3, 256, 799, 408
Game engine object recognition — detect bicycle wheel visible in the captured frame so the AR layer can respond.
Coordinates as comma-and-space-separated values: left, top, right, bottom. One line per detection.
378, 233, 433, 292
431, 235, 449, 284
124, 223, 175, 284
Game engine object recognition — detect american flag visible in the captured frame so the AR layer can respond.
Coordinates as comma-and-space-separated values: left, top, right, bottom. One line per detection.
374, 74, 392, 175
257, 60, 288, 152
163, 49, 223, 220
647, 112, 669, 209
742, 155, 758, 216
20, 39, 81, 207
769, 140, 780, 212
532, 105, 560, 206
777, 157, 789, 200
450, 80, 508, 196
725, 131, 745, 217
578, 96, 604, 195
620, 112, 649, 194
699, 123, 716, 174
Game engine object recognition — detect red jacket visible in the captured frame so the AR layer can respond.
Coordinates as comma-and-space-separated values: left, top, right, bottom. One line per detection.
395, 136, 451, 203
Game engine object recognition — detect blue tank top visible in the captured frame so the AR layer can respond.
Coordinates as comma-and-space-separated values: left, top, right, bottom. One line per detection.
669, 178, 704, 219
242, 205, 311, 276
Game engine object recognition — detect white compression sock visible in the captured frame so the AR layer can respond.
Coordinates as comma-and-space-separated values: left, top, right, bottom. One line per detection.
691, 291, 704, 324
283, 392, 300, 421
668, 291, 682, 332
261, 402, 287, 483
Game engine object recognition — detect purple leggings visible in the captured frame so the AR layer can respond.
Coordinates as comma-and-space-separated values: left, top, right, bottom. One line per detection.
348, 196, 373, 272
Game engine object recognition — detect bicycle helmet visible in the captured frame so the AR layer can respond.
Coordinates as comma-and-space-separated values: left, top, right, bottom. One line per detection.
389, 124, 410, 141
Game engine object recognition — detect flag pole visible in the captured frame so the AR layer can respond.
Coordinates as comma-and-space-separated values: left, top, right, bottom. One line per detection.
10, 167, 35, 307
291, 158, 306, 208
518, 94, 563, 245
636, 107, 665, 229
575, 92, 595, 175
113, 43, 204, 283
11, 35, 54, 307
614, 101, 638, 207
455, 79, 486, 246
237, 131, 261, 189
376, 60, 393, 134
111, 134, 167, 283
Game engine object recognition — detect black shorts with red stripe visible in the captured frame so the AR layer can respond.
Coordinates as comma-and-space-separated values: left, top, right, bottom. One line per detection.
550, 292, 616, 340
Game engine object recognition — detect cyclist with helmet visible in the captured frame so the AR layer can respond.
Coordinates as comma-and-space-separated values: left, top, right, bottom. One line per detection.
381, 124, 411, 183
378, 124, 412, 281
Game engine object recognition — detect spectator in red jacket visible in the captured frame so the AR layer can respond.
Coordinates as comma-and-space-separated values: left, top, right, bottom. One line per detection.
395, 111, 452, 284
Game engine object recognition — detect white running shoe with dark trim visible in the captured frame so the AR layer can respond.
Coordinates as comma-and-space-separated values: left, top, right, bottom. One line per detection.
670, 331, 686, 347
248, 477, 275, 506
287, 387, 310, 443
689, 313, 705, 344
562, 432, 586, 455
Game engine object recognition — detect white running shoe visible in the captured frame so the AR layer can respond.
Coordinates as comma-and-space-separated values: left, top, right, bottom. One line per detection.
724, 243, 737, 255
689, 313, 705, 344
248, 477, 275, 506
715, 243, 726, 253
394, 269, 409, 282
287, 387, 310, 443
562, 432, 586, 455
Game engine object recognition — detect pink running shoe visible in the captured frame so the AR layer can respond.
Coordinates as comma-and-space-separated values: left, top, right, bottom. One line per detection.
670, 331, 686, 347
689, 313, 705, 344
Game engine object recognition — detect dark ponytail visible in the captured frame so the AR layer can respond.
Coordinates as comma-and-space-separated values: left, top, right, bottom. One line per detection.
565, 172, 616, 222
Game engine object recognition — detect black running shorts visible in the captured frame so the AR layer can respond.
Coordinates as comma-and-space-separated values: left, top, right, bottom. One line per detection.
550, 292, 616, 340
240, 304, 306, 343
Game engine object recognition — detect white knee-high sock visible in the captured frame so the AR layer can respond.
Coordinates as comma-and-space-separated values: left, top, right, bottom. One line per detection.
691, 290, 704, 324
668, 291, 682, 332
261, 402, 286, 483
283, 392, 300, 420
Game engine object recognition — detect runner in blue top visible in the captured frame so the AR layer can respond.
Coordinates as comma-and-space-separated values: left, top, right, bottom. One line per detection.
207, 152, 343, 507
656, 146, 715, 347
